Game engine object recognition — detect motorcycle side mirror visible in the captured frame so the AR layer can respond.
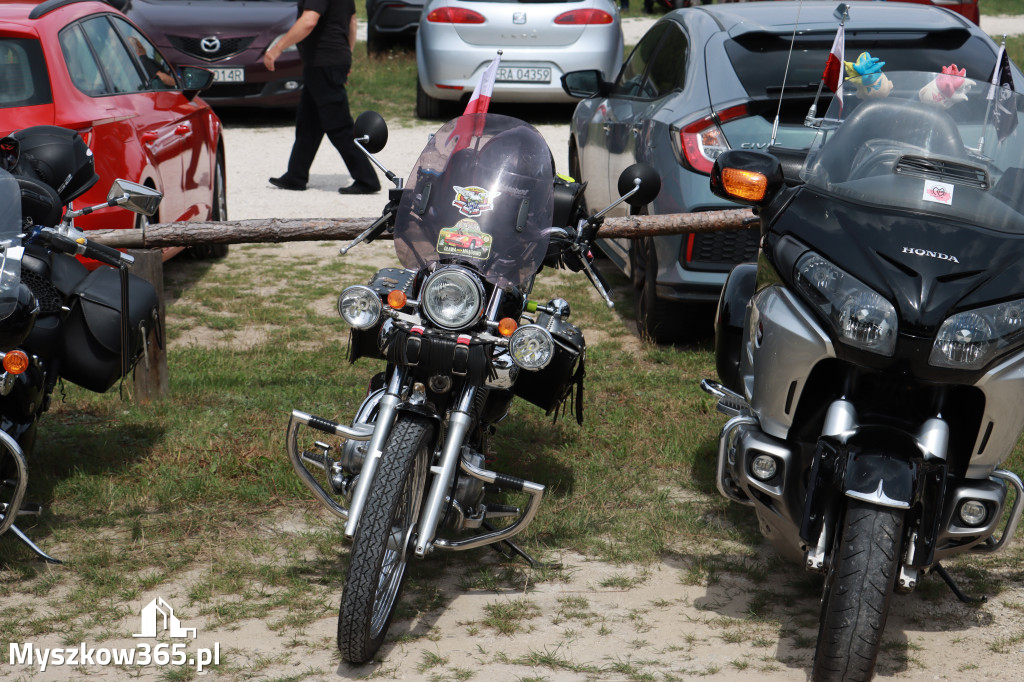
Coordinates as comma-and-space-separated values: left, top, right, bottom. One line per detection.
618, 162, 661, 207
354, 111, 388, 154
107, 179, 162, 216
709, 150, 784, 207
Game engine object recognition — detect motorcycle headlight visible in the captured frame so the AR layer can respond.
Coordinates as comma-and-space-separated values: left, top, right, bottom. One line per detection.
794, 252, 897, 356
508, 324, 554, 370
338, 285, 382, 330
420, 267, 484, 331
929, 298, 1024, 370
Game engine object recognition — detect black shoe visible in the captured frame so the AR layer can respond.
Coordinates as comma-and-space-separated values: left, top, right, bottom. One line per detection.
269, 175, 306, 191
338, 182, 381, 195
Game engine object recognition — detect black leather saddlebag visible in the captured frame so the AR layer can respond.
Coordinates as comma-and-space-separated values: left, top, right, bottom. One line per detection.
60, 266, 159, 392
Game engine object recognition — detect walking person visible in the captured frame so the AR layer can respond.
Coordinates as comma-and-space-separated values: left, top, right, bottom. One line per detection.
264, 0, 381, 194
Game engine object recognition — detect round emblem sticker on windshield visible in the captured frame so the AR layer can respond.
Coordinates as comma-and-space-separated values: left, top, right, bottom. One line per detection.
437, 219, 492, 260
452, 185, 500, 217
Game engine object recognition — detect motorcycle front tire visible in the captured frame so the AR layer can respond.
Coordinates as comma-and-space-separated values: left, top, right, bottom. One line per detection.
812, 498, 905, 682
337, 414, 434, 663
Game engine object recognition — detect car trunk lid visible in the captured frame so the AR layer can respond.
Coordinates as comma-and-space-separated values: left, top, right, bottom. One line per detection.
439, 0, 596, 47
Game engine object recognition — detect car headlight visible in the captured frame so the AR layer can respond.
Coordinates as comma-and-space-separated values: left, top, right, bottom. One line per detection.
929, 298, 1024, 369
268, 34, 297, 53
794, 251, 897, 356
508, 324, 554, 370
420, 267, 484, 331
338, 285, 382, 330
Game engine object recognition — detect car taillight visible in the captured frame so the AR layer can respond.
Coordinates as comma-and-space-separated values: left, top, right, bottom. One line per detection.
426, 7, 486, 23
678, 104, 748, 175
554, 9, 614, 24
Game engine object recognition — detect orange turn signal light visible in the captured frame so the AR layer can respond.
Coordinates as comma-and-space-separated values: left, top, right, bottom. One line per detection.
721, 168, 768, 203
3, 350, 29, 375
498, 318, 518, 337
387, 290, 407, 309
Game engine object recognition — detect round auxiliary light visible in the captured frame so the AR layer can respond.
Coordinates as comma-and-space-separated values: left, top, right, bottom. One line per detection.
508, 324, 554, 370
750, 454, 778, 481
959, 500, 987, 527
420, 267, 484, 331
2, 349, 28, 375
337, 285, 382, 330
498, 317, 518, 337
387, 289, 407, 310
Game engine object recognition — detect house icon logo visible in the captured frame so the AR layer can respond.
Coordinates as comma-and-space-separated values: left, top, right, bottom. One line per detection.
133, 597, 197, 639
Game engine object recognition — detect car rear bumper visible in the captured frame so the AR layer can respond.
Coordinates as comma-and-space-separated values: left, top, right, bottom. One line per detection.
369, 0, 422, 34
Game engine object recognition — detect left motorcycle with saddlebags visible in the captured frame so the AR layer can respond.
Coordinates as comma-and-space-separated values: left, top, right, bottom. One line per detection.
0, 126, 162, 563
286, 110, 659, 662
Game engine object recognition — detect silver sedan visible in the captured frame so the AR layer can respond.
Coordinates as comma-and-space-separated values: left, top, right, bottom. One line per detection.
415, 0, 623, 118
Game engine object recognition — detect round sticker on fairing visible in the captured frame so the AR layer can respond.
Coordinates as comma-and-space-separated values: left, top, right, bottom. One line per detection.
452, 185, 500, 217
437, 219, 492, 260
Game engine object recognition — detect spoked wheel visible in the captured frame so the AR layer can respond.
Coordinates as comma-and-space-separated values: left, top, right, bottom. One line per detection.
338, 415, 434, 663
812, 498, 905, 682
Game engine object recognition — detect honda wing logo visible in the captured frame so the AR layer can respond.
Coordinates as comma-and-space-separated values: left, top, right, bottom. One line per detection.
200, 37, 221, 54
133, 598, 197, 639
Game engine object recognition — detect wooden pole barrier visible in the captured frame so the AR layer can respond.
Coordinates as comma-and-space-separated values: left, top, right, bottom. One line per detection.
86, 209, 758, 249
126, 249, 169, 402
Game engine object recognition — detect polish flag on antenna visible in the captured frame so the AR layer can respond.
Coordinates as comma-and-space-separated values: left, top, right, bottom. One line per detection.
822, 23, 845, 108
464, 52, 501, 115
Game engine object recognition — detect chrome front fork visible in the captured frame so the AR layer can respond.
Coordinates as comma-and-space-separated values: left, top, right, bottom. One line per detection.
344, 367, 408, 538
414, 384, 477, 557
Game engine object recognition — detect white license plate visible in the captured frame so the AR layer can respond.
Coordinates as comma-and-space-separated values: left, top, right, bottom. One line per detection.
495, 66, 550, 83
210, 68, 245, 83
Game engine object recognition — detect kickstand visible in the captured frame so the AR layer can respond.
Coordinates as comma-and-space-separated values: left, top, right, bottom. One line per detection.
482, 521, 559, 570
935, 562, 985, 604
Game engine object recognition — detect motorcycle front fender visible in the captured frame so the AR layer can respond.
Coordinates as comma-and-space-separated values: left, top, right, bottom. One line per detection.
844, 451, 919, 510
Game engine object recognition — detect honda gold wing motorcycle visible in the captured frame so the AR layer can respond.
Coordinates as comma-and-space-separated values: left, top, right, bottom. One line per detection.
286, 111, 658, 663
702, 70, 1024, 680
0, 126, 162, 563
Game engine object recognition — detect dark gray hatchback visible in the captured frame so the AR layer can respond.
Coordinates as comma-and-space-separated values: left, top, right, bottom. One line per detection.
563, 1, 1016, 343
119, 0, 304, 108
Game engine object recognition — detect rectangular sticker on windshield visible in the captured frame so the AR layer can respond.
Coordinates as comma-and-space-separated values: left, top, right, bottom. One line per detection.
437, 219, 492, 261
923, 181, 954, 206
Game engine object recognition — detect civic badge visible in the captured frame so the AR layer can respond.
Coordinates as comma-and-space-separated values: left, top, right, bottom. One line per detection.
513, 11, 526, 24
200, 36, 221, 54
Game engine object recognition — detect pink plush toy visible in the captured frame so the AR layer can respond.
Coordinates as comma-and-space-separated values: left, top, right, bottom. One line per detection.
919, 64, 976, 109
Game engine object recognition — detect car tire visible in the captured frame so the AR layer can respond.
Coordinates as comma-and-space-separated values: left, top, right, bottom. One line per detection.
189, 151, 229, 260
367, 26, 388, 57
631, 233, 690, 344
416, 75, 447, 119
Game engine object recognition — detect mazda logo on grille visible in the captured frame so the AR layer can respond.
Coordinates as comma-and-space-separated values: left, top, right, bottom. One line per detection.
200, 36, 221, 53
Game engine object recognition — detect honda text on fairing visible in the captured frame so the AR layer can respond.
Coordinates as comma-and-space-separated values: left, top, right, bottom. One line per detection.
0, 126, 162, 562
285, 110, 659, 663
703, 64, 1024, 681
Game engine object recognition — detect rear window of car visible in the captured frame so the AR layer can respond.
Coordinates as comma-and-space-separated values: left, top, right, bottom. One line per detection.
0, 39, 53, 109
724, 29, 994, 101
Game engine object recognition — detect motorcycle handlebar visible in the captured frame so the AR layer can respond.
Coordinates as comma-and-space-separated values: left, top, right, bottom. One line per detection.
39, 230, 134, 268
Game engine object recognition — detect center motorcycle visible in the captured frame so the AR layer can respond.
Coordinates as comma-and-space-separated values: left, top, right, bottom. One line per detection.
286, 111, 658, 662
703, 70, 1024, 680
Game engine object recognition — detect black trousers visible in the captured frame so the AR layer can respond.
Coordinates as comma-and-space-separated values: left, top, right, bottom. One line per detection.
285, 64, 379, 189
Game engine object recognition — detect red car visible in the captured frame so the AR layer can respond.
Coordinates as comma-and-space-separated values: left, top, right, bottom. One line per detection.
0, 0, 226, 258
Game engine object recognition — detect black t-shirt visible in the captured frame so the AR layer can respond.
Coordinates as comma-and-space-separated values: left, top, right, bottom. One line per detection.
297, 0, 354, 68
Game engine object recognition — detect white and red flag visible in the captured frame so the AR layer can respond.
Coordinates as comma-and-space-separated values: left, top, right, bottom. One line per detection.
463, 53, 502, 115
822, 23, 845, 109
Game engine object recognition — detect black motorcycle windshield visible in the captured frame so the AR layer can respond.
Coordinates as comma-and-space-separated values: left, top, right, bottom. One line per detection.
801, 71, 1024, 234
0, 170, 23, 321
393, 114, 554, 289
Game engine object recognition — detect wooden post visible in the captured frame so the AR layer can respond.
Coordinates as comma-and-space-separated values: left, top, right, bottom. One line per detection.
127, 249, 169, 402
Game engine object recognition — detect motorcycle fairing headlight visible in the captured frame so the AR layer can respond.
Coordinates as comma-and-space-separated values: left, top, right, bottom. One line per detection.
794, 251, 898, 356
338, 285, 382, 330
509, 324, 554, 370
929, 298, 1024, 370
420, 267, 484, 331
